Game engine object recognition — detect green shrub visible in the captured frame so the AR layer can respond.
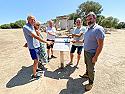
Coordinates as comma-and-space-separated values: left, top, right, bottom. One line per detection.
15, 20, 26, 28
0, 20, 26, 29
0, 24, 11, 29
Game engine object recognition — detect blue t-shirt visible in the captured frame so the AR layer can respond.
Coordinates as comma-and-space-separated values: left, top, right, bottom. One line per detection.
23, 23, 40, 49
84, 24, 105, 53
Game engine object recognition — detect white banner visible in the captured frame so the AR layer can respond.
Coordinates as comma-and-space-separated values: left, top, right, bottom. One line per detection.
53, 37, 71, 51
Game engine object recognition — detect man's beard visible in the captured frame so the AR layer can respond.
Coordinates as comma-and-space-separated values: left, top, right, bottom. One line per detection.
88, 21, 94, 26
87, 21, 95, 28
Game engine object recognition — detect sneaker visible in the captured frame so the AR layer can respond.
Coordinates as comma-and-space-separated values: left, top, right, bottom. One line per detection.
74, 65, 79, 69
31, 74, 41, 79
85, 84, 93, 91
51, 55, 57, 58
36, 68, 42, 72
66, 62, 73, 66
79, 73, 89, 78
74, 63, 79, 69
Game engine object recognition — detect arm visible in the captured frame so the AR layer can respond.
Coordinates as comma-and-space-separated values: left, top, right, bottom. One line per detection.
71, 39, 84, 43
68, 27, 85, 38
35, 30, 40, 36
72, 32, 83, 37
30, 32, 48, 44
23, 26, 50, 44
68, 32, 83, 37
92, 39, 104, 63
47, 32, 56, 36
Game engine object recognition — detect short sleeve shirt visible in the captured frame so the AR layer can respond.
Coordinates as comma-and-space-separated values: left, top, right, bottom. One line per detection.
72, 26, 86, 46
23, 23, 40, 49
46, 26, 56, 40
84, 24, 105, 53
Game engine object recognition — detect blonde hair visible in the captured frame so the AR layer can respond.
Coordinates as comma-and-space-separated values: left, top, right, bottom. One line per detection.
35, 21, 41, 26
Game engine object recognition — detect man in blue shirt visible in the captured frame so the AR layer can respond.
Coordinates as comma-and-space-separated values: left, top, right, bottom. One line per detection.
23, 15, 50, 78
79, 12, 105, 91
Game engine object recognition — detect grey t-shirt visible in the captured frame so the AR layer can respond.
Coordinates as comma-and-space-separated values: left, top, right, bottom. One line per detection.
23, 23, 40, 49
72, 26, 86, 46
84, 24, 105, 53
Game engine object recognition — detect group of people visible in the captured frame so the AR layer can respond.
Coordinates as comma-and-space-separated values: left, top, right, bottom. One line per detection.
22, 12, 105, 91
23, 16, 56, 78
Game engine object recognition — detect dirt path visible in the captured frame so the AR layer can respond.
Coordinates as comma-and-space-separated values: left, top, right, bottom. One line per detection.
0, 29, 125, 94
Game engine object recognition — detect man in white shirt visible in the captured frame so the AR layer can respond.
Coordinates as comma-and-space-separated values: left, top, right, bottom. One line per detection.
46, 20, 57, 61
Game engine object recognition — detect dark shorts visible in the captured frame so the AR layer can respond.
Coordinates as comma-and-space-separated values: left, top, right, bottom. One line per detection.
29, 48, 40, 60
46, 39, 55, 49
70, 45, 83, 55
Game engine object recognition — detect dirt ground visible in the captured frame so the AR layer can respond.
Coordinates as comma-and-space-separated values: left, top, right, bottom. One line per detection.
0, 29, 125, 94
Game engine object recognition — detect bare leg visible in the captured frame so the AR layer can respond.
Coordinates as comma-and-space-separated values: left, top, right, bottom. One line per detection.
47, 49, 50, 58
51, 48, 53, 56
69, 53, 73, 64
76, 54, 81, 66
51, 48, 57, 58
33, 59, 38, 76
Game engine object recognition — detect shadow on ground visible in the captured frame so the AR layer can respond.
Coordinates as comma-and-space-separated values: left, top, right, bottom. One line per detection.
44, 65, 87, 93
59, 77, 87, 94
44, 65, 77, 79
44, 66, 87, 94
6, 65, 34, 88
6, 65, 88, 94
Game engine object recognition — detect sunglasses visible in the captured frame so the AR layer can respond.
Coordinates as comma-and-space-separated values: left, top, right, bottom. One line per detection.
76, 21, 81, 23
86, 18, 93, 20
36, 24, 40, 26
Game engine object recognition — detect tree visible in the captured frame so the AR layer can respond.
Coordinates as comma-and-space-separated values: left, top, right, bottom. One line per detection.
15, 20, 26, 28
101, 17, 113, 28
0, 24, 11, 29
100, 17, 119, 28
96, 15, 105, 25
69, 13, 80, 20
52, 19, 57, 23
117, 22, 125, 29
112, 18, 119, 28
10, 20, 26, 28
10, 23, 19, 28
77, 1, 103, 18
0, 20, 26, 29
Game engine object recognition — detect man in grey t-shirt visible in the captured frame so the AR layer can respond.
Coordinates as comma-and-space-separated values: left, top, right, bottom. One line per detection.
79, 12, 105, 91
67, 18, 86, 67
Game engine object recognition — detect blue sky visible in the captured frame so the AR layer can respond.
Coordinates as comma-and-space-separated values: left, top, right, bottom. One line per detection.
0, 0, 125, 25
